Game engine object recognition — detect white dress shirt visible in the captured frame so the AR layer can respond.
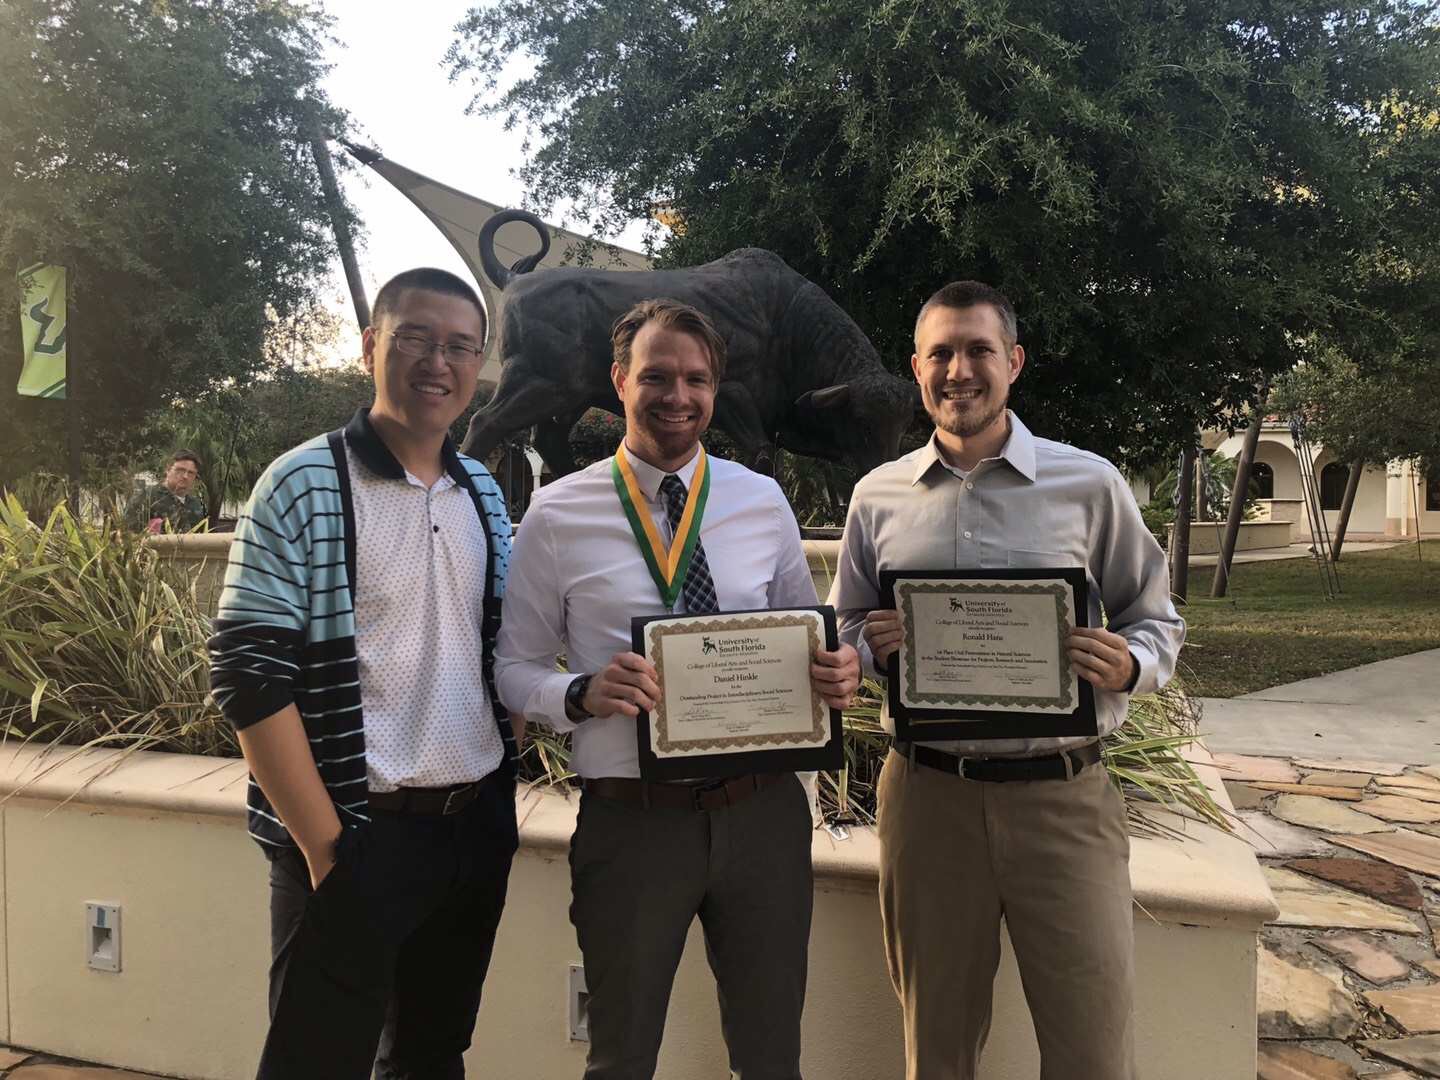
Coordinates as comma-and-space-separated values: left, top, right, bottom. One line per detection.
828, 412, 1185, 757
496, 447, 819, 779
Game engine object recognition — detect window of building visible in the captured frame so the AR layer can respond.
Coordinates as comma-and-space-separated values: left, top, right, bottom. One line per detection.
1251, 461, 1274, 500
1320, 463, 1350, 511
1428, 472, 1440, 512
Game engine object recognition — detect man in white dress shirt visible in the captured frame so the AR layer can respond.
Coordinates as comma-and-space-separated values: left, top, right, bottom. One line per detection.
497, 298, 861, 1080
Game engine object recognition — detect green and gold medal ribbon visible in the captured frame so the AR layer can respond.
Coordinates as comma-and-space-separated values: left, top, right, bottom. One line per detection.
612, 444, 710, 607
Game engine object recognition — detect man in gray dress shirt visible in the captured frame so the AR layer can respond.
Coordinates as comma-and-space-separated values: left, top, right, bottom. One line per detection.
829, 280, 1184, 1080
497, 298, 861, 1079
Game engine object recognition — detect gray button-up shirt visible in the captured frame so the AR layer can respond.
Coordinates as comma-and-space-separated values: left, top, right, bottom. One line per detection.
827, 412, 1184, 758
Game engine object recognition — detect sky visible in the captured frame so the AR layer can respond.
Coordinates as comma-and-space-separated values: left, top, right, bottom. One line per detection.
317, 2, 648, 362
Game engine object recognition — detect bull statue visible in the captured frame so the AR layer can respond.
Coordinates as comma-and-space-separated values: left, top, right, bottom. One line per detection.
461, 209, 920, 478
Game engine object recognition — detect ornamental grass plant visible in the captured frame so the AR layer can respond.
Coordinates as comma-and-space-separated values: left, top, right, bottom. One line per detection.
0, 495, 233, 764
1, 496, 1223, 835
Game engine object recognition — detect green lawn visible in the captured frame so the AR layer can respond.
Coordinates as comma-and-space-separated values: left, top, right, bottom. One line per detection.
1178, 540, 1440, 698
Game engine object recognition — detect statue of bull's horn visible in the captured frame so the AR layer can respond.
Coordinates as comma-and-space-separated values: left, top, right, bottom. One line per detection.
795, 384, 850, 411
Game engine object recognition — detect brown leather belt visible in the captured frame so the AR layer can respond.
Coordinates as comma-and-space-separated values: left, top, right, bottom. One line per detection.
583, 773, 787, 812
368, 773, 503, 816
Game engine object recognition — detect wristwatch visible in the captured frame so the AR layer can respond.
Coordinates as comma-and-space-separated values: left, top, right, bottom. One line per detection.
564, 674, 594, 722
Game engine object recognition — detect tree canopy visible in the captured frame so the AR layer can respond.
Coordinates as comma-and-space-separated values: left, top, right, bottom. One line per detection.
0, 0, 354, 483
1272, 348, 1440, 474
450, 0, 1440, 470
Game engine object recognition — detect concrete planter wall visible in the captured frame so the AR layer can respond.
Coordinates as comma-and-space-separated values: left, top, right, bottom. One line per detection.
1, 743, 1273, 1079
1165, 520, 1294, 555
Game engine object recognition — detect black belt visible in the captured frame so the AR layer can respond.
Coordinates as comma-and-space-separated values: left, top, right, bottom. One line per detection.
896, 740, 1101, 782
368, 773, 503, 816
583, 773, 787, 812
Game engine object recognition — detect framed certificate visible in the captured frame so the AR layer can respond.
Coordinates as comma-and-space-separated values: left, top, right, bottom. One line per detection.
631, 606, 844, 780
880, 568, 1097, 741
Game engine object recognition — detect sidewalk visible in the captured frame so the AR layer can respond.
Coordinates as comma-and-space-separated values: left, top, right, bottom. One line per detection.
1188, 539, 1406, 567
1198, 649, 1440, 765
1201, 648, 1440, 1078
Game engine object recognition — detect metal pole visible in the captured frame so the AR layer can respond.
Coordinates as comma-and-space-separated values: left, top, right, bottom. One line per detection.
311, 130, 370, 332
66, 275, 81, 515
1211, 412, 1263, 598
1170, 444, 1196, 603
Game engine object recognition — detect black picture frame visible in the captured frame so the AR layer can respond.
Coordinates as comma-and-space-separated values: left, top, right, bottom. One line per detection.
879, 568, 1098, 742
632, 605, 845, 780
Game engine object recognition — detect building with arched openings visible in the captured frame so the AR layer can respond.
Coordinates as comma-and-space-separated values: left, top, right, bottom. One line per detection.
1207, 421, 1438, 540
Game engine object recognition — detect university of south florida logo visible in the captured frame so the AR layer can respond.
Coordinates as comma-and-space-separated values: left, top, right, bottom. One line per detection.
949, 597, 966, 613
701, 636, 718, 655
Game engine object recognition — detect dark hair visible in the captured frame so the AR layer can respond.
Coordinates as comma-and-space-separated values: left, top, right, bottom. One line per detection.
169, 449, 202, 470
914, 281, 1018, 348
611, 298, 727, 380
371, 268, 488, 342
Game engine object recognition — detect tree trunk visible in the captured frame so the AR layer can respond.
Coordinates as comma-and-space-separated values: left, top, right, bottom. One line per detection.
1330, 462, 1364, 562
311, 132, 370, 332
1211, 413, 1263, 597
1195, 453, 1210, 522
1170, 444, 1196, 603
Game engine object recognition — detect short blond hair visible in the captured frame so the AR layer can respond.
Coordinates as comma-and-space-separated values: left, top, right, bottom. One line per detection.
611, 298, 727, 380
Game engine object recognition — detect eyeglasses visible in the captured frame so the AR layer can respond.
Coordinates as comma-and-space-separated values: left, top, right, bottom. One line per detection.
380, 330, 483, 366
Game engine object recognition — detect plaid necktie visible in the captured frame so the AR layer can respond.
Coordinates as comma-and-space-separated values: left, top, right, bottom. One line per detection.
659, 473, 720, 614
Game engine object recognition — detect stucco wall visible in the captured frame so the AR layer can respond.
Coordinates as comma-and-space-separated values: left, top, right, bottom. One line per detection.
1, 745, 1273, 1080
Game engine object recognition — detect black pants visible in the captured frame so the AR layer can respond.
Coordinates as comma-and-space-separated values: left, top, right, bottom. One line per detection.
569, 773, 814, 1080
258, 772, 519, 1080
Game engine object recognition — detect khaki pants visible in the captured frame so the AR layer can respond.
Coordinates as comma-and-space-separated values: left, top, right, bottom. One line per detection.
877, 749, 1135, 1080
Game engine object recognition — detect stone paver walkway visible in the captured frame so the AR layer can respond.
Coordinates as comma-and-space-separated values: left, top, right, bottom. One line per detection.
1209, 647, 1440, 1077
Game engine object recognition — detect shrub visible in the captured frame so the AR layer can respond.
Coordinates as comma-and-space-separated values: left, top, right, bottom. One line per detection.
0, 496, 231, 758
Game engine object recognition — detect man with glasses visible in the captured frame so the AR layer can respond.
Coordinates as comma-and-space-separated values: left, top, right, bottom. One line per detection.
124, 449, 207, 532
209, 267, 520, 1079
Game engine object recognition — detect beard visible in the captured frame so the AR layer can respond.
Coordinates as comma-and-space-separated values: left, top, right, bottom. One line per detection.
930, 387, 1008, 439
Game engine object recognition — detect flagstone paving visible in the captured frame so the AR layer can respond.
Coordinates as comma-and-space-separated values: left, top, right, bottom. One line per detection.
1259, 944, 1363, 1039
1242, 810, 1349, 857
1368, 985, 1440, 1034
1284, 858, 1426, 911
1361, 797, 1440, 826
1295, 759, 1414, 777
1228, 780, 1272, 810
1364, 1033, 1440, 1075
1223, 740, 1440, 1074
1272, 794, 1398, 835
1256, 781, 1368, 802
1215, 752, 1304, 783
1381, 774, 1440, 793
1314, 934, 1414, 984
1335, 831, 1440, 880
1266, 867, 1422, 934
1381, 786, 1440, 806
1306, 772, 1378, 789
1257, 1041, 1363, 1078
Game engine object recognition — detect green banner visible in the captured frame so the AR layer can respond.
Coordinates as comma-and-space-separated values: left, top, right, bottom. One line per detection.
17, 263, 67, 399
